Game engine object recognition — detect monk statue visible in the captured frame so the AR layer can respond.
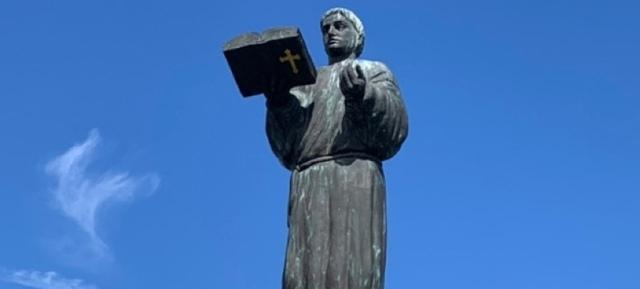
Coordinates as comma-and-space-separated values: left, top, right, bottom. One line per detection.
264, 7, 409, 289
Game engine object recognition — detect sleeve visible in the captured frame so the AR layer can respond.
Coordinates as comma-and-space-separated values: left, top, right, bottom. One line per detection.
265, 88, 309, 170
348, 61, 409, 161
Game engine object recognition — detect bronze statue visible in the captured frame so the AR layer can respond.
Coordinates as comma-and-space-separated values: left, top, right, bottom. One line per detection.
264, 8, 409, 289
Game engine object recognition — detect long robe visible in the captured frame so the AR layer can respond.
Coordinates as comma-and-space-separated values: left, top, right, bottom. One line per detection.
266, 59, 408, 289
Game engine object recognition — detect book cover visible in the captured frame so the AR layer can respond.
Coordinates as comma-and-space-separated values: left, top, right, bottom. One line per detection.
223, 27, 317, 97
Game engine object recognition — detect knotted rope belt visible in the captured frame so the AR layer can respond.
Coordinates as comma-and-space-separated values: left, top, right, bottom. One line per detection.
295, 152, 381, 171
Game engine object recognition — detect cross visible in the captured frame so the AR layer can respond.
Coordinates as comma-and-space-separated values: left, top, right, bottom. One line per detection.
279, 49, 301, 74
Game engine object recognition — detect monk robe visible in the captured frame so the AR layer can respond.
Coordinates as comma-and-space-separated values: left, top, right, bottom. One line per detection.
266, 59, 408, 289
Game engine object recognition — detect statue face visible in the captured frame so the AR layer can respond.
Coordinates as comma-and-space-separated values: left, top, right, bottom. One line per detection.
322, 13, 358, 58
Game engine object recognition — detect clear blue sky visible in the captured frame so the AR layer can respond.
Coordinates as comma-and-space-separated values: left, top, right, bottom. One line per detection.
1, 0, 639, 288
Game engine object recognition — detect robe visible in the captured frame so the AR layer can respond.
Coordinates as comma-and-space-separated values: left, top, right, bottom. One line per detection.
266, 59, 408, 289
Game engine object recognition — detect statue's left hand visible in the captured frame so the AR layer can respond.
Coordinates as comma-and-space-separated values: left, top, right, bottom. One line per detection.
340, 64, 366, 100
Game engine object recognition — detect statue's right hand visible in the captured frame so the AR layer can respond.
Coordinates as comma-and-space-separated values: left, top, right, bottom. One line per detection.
265, 77, 291, 106
266, 77, 290, 96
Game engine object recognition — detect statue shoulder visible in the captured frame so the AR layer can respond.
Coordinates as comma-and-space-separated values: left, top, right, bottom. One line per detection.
354, 59, 392, 73
353, 59, 395, 80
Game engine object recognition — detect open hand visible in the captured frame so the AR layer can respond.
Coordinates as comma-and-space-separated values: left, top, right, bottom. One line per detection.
340, 63, 366, 100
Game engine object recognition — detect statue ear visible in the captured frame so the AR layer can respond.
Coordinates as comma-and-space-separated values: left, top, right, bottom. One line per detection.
355, 34, 365, 57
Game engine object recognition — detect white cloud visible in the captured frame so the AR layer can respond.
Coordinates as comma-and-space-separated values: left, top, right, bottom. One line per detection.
45, 129, 159, 257
1, 269, 97, 289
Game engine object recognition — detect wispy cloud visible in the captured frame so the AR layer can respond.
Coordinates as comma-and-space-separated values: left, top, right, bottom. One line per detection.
1, 269, 97, 289
45, 129, 159, 258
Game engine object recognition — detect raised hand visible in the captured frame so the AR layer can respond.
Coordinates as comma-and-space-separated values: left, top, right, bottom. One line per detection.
340, 63, 366, 100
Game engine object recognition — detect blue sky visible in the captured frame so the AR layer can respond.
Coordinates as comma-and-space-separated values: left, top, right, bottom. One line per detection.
1, 0, 639, 288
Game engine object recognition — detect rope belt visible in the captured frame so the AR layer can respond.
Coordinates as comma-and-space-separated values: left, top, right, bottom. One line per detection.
295, 152, 381, 171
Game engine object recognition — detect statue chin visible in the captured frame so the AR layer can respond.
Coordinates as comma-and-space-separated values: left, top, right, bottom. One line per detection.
325, 46, 354, 60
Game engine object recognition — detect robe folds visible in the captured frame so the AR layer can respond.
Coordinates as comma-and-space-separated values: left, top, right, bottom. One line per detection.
266, 59, 408, 289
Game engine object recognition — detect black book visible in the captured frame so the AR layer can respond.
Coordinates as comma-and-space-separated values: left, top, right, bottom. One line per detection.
223, 27, 317, 97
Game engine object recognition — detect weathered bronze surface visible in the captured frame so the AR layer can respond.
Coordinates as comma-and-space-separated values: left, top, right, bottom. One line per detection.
231, 7, 409, 289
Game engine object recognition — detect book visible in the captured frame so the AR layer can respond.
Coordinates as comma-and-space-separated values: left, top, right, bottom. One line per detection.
223, 27, 317, 97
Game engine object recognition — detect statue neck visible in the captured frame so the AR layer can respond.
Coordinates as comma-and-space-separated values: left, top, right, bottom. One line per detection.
328, 53, 357, 65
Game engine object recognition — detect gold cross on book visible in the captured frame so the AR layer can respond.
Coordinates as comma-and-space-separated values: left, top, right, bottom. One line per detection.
279, 49, 301, 74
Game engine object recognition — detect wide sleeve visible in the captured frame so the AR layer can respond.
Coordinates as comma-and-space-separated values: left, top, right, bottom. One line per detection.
353, 61, 409, 161
265, 88, 309, 170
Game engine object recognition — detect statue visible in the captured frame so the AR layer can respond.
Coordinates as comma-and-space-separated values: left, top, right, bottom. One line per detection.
264, 8, 409, 289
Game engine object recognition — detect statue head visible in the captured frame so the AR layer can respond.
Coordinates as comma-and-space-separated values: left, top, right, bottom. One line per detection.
321, 8, 365, 61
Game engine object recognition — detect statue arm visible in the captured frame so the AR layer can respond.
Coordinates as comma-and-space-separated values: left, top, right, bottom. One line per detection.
357, 61, 409, 160
265, 90, 307, 170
